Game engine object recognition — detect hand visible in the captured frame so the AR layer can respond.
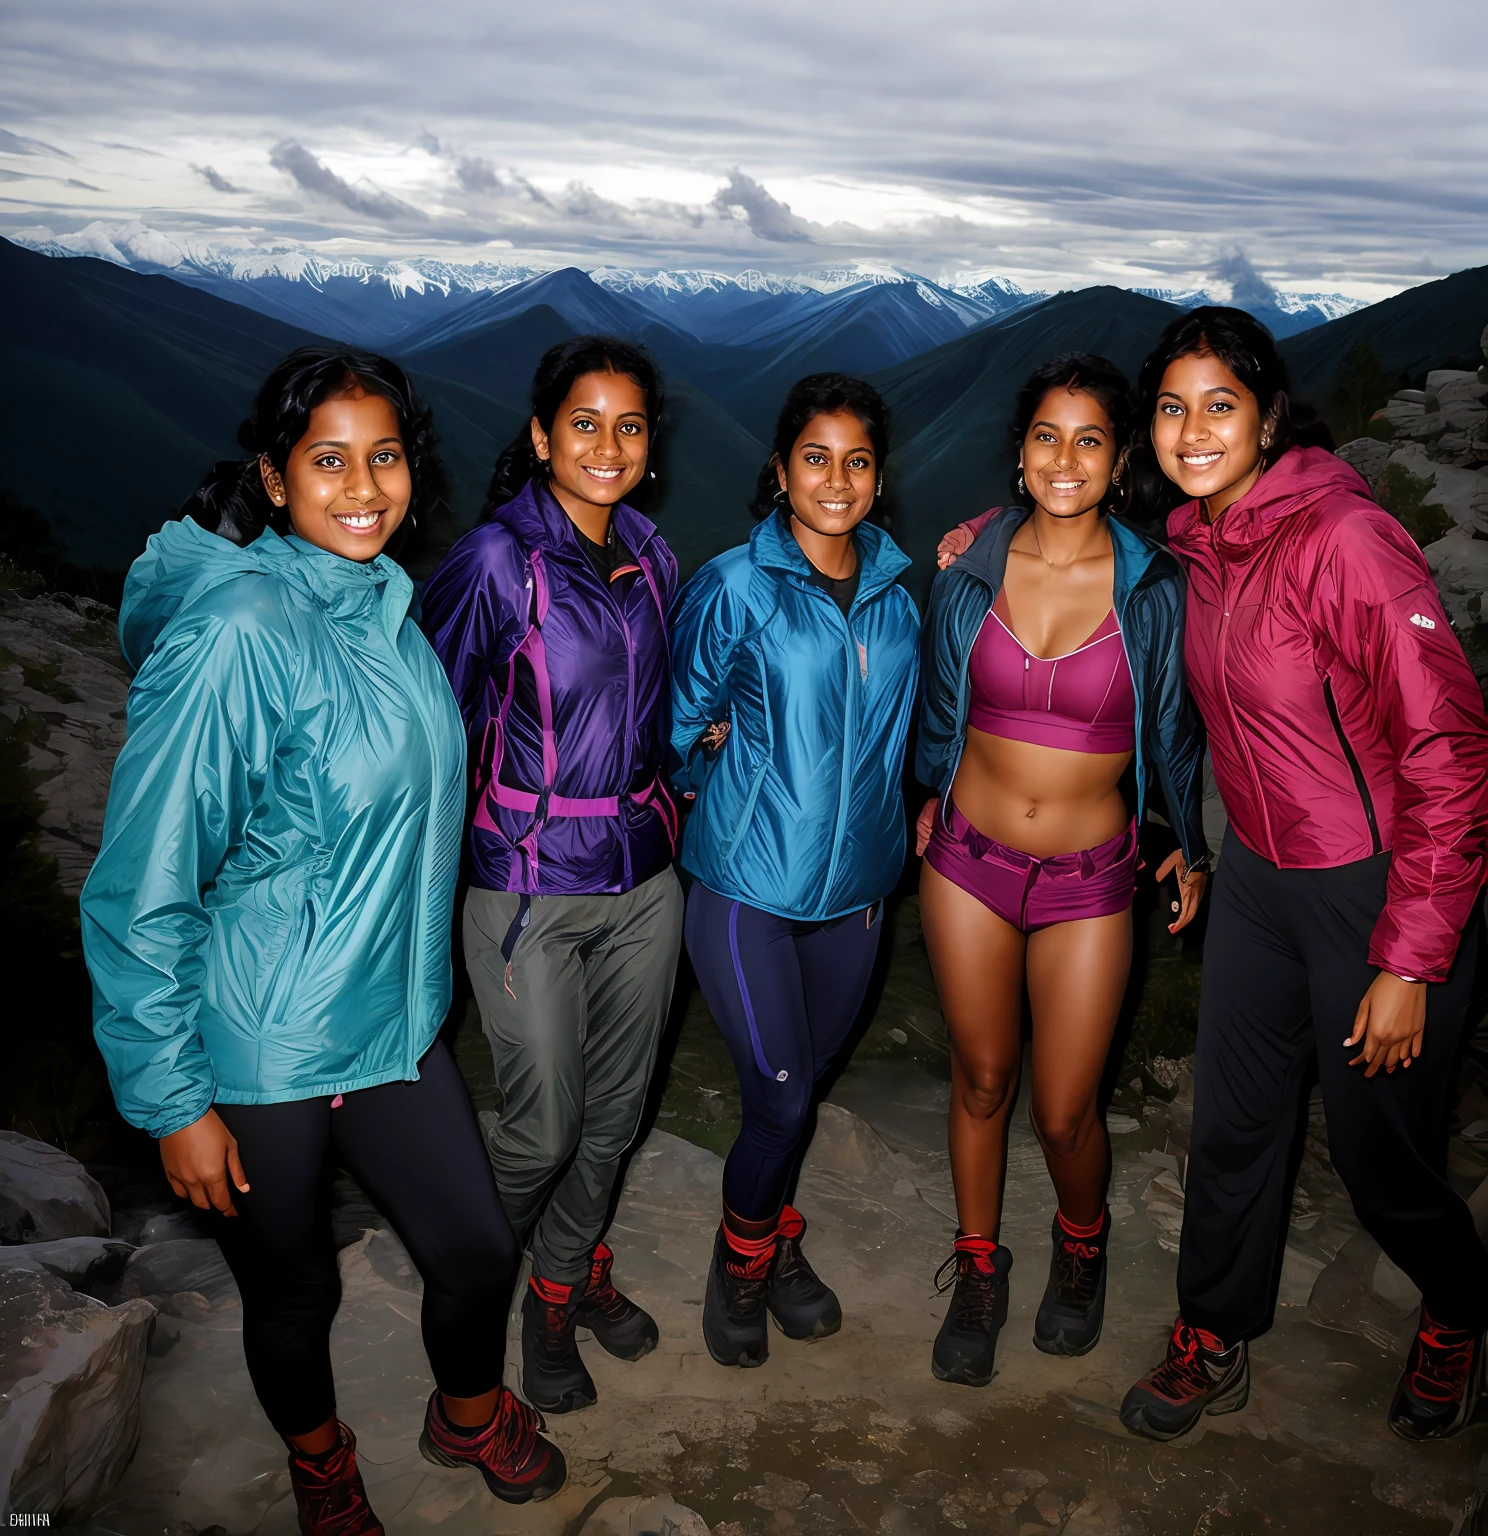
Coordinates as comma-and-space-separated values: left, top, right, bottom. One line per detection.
1345, 971, 1426, 1078
699, 719, 731, 756
936, 523, 978, 569
159, 1109, 250, 1216
1155, 849, 1207, 933
915, 797, 939, 857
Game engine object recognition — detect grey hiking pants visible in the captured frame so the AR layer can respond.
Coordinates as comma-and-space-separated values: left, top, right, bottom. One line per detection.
463, 867, 684, 1287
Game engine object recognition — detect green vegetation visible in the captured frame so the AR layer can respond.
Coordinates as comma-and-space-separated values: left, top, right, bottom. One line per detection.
1376, 462, 1453, 548
1321, 342, 1405, 445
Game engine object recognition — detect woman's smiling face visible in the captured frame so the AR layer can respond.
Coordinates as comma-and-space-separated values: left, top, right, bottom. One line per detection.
532, 368, 650, 519
776, 409, 879, 538
261, 387, 411, 562
1019, 385, 1119, 519
1151, 350, 1273, 517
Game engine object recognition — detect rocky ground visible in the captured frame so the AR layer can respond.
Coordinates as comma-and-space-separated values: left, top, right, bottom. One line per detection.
1, 900, 1479, 1535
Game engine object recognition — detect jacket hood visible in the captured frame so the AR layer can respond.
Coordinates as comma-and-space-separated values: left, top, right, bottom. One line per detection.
1166, 446, 1370, 561
749, 510, 912, 603
120, 519, 413, 672
488, 478, 660, 563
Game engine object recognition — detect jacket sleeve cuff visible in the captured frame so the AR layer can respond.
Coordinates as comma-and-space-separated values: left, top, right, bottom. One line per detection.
148, 1092, 218, 1141
1366, 935, 1450, 987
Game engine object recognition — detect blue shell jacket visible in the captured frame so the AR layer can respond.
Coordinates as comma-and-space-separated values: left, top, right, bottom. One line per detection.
917, 506, 1209, 866
670, 513, 920, 921
81, 519, 466, 1139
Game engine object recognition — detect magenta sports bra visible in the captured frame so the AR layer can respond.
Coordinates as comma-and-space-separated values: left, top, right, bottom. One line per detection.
968, 589, 1136, 754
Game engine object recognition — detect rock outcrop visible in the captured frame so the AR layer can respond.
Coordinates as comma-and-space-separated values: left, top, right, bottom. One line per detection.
0, 1130, 111, 1244
0, 1264, 154, 1518
0, 585, 130, 895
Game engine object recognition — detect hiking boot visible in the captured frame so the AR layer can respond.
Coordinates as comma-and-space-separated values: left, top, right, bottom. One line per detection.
766, 1205, 842, 1340
574, 1240, 658, 1361
703, 1224, 772, 1367
1388, 1308, 1488, 1442
1033, 1207, 1109, 1357
1120, 1318, 1249, 1440
419, 1387, 566, 1503
931, 1236, 1011, 1387
521, 1275, 596, 1413
286, 1421, 384, 1536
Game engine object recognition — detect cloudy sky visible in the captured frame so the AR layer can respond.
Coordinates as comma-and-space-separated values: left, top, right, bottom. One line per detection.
3, 0, 1485, 297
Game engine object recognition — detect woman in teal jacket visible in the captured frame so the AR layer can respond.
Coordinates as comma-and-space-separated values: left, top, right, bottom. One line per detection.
670, 373, 919, 1370
81, 348, 562, 1534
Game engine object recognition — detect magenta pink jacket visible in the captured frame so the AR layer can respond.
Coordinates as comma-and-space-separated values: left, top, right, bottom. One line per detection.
1167, 446, 1488, 983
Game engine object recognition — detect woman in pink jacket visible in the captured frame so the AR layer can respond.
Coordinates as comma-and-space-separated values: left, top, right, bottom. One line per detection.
1116, 307, 1488, 1446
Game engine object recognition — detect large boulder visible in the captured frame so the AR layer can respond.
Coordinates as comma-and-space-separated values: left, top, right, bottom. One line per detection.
0, 1264, 155, 1518
117, 1240, 239, 1318
0, 1131, 110, 1245
1335, 438, 1391, 494
0, 1238, 133, 1296
579, 1494, 710, 1535
1424, 527, 1488, 629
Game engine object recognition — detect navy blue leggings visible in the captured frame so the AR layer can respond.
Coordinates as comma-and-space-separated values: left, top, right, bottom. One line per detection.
685, 882, 883, 1222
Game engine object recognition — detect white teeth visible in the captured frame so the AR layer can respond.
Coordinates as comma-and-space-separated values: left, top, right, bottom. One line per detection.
336, 512, 381, 529
584, 466, 623, 479
1181, 453, 1221, 465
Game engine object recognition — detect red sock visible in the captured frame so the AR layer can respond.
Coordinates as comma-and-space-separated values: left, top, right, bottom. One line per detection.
953, 1231, 999, 1274
722, 1204, 779, 1279
1056, 1208, 1105, 1240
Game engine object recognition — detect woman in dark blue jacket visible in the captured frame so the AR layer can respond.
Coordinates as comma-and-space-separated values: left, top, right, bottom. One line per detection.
921, 354, 1209, 1390
670, 374, 919, 1370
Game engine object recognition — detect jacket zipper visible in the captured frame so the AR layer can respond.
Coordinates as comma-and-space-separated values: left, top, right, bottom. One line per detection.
816, 581, 863, 910
1321, 676, 1382, 855
1215, 563, 1277, 861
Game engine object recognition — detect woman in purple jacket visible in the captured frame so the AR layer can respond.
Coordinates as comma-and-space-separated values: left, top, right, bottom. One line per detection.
422, 337, 682, 1417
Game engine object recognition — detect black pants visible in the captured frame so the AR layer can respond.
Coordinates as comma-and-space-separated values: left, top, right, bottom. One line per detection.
214, 1041, 518, 1437
1178, 832, 1488, 1342
685, 882, 883, 1222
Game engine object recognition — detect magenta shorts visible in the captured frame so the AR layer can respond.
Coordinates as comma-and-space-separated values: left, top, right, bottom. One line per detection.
925, 799, 1139, 932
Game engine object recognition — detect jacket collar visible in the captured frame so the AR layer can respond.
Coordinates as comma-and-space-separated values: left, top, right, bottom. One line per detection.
1166, 446, 1369, 563
493, 477, 659, 564
748, 510, 912, 606
950, 505, 1161, 609
274, 532, 413, 638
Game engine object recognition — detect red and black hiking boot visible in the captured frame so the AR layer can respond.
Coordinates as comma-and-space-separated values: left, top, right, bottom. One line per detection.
419, 1386, 567, 1504
522, 1274, 596, 1413
1033, 1207, 1110, 1357
703, 1223, 774, 1367
931, 1236, 1011, 1387
573, 1240, 658, 1361
766, 1205, 842, 1340
286, 1421, 384, 1536
1120, 1318, 1249, 1440
1388, 1308, 1488, 1441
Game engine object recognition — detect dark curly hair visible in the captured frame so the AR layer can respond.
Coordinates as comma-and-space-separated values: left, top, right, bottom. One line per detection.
486, 335, 664, 512
1008, 352, 1136, 514
182, 345, 446, 562
750, 372, 892, 521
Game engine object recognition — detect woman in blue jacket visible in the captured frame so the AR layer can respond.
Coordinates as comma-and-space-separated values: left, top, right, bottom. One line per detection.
922, 354, 1209, 1390
81, 348, 562, 1534
670, 373, 919, 1369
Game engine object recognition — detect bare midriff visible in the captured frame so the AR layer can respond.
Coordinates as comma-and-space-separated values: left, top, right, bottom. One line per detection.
950, 728, 1133, 859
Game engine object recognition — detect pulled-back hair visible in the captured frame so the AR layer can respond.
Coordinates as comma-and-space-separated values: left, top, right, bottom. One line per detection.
182, 345, 444, 561
750, 372, 892, 521
486, 335, 664, 512
1008, 352, 1136, 512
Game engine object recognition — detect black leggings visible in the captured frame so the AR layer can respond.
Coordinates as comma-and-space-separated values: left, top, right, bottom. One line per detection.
213, 1041, 517, 1437
685, 882, 883, 1222
1178, 833, 1488, 1341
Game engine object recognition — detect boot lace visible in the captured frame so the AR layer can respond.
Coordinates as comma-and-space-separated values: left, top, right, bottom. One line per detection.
1053, 1238, 1103, 1307
1147, 1321, 1224, 1401
1407, 1320, 1478, 1405
581, 1245, 634, 1325
934, 1251, 1001, 1331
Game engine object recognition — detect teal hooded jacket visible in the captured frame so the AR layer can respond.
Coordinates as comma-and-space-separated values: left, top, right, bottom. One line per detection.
669, 513, 920, 921
81, 519, 466, 1139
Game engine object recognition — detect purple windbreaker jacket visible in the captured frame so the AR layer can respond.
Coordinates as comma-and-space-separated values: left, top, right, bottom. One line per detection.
421, 480, 679, 896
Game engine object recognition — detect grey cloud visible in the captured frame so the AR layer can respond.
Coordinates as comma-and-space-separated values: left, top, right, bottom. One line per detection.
416, 130, 442, 154
712, 170, 812, 244
103, 140, 163, 156
270, 139, 425, 223
1211, 250, 1278, 309
192, 163, 242, 193
455, 155, 498, 193
0, 127, 73, 160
